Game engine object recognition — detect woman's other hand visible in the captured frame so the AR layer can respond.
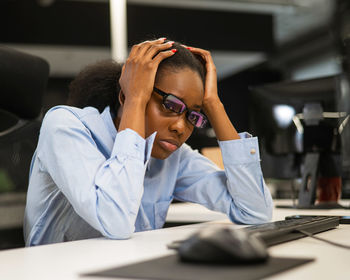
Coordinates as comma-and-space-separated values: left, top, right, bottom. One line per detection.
185, 47, 219, 109
187, 46, 240, 141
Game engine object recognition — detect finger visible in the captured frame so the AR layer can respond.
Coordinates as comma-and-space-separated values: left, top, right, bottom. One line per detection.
145, 41, 174, 59
152, 49, 177, 65
132, 37, 167, 58
187, 47, 216, 72
188, 47, 214, 63
185, 46, 209, 58
181, 44, 209, 62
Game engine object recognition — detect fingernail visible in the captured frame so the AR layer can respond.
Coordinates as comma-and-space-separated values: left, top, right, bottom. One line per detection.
169, 41, 175, 45
171, 49, 177, 53
186, 47, 192, 50
159, 37, 167, 41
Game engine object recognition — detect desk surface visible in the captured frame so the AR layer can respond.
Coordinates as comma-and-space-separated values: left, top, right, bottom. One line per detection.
1, 200, 350, 280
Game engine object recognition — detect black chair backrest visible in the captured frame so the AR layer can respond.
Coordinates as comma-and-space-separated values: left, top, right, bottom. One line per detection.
0, 46, 49, 119
0, 46, 49, 193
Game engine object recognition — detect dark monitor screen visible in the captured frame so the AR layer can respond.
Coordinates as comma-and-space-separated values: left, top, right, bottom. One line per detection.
249, 75, 349, 180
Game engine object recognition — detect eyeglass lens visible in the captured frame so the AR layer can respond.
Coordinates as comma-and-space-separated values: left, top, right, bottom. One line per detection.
164, 95, 186, 113
163, 95, 207, 128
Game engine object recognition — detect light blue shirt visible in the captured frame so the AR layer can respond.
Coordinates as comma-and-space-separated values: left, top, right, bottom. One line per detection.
24, 105, 273, 246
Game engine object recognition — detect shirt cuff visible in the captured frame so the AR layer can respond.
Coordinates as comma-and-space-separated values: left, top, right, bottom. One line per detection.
238, 132, 252, 139
218, 133, 260, 165
112, 128, 152, 163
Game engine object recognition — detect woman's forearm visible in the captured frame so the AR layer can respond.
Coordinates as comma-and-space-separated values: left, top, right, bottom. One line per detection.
118, 98, 147, 138
203, 97, 240, 141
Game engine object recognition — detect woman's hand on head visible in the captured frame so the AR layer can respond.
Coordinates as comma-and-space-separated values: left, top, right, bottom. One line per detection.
186, 47, 220, 107
119, 38, 176, 107
187, 46, 240, 141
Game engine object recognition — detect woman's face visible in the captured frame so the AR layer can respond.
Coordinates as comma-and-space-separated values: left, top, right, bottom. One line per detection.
145, 68, 204, 159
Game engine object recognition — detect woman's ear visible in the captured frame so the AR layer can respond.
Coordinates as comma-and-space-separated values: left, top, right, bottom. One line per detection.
118, 90, 125, 105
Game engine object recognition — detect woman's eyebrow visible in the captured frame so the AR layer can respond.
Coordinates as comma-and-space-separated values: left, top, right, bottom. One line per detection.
192, 104, 202, 109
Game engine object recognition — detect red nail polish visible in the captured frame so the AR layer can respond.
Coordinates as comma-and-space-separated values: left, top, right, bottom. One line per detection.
171, 49, 177, 53
186, 47, 192, 50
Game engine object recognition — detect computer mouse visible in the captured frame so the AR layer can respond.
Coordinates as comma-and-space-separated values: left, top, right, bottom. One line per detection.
177, 226, 268, 264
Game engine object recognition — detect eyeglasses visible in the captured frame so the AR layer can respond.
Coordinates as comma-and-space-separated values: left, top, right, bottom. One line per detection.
153, 87, 207, 128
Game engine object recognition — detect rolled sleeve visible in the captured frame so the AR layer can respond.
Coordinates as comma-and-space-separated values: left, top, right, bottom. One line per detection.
174, 132, 273, 225
217, 133, 273, 223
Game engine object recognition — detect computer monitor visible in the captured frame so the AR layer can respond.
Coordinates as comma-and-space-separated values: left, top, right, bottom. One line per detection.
249, 75, 349, 208
335, 0, 350, 181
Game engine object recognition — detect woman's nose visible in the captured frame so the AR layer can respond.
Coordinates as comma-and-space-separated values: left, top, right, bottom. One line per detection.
168, 113, 188, 135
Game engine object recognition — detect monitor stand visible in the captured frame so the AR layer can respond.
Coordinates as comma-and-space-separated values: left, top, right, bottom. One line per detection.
297, 152, 320, 208
276, 152, 349, 209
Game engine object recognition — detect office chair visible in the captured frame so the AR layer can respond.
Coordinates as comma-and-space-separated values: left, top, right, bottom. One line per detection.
0, 46, 49, 193
0, 46, 49, 249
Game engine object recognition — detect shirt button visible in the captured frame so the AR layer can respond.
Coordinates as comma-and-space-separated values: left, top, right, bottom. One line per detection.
250, 148, 256, 155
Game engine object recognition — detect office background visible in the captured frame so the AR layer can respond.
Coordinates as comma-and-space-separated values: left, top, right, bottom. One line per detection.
1, 0, 350, 249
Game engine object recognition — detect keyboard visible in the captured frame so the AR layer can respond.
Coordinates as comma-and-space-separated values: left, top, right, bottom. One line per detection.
243, 216, 340, 247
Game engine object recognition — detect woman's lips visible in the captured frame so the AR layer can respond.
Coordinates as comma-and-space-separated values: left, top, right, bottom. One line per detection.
158, 140, 179, 152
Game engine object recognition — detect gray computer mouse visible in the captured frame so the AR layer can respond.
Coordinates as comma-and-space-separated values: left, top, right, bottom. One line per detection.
178, 226, 269, 264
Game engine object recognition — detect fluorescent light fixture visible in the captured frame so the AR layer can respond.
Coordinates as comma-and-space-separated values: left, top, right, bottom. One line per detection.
110, 0, 128, 62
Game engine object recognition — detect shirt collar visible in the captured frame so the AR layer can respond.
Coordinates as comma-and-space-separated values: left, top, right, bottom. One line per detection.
101, 106, 117, 140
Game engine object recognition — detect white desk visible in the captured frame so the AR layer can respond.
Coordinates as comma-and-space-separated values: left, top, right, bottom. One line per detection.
1, 201, 350, 280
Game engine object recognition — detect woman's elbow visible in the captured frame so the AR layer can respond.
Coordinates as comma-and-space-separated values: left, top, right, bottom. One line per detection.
257, 207, 273, 223
230, 203, 273, 225
98, 214, 135, 240
104, 230, 133, 240
252, 202, 273, 223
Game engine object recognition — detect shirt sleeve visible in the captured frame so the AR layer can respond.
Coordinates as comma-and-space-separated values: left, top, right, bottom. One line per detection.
173, 133, 273, 224
37, 108, 155, 239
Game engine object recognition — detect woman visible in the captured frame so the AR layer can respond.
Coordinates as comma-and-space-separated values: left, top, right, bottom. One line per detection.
24, 38, 273, 246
